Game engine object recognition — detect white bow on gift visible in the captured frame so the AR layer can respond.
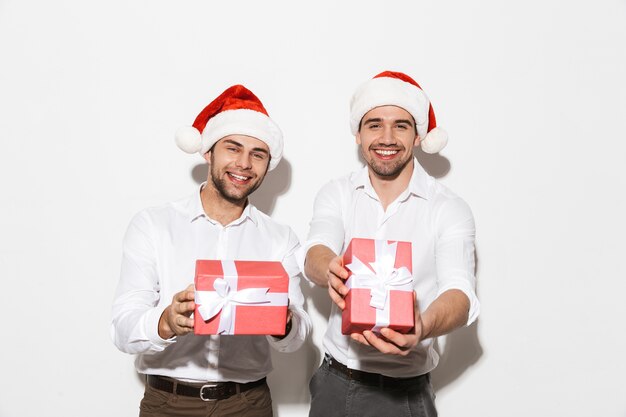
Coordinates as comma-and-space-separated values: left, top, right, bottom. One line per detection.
345, 241, 413, 310
195, 278, 270, 334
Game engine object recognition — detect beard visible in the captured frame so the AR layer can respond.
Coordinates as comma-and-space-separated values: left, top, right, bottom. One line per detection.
362, 146, 414, 178
209, 155, 266, 205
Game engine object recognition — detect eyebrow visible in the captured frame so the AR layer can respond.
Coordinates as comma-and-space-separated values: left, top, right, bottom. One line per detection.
222, 139, 269, 155
362, 118, 414, 127
362, 117, 383, 126
394, 119, 414, 126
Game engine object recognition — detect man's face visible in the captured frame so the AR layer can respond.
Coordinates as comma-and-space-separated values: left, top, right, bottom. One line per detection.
356, 105, 420, 178
204, 134, 270, 204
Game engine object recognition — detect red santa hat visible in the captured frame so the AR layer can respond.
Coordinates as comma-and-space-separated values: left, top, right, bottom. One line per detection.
175, 84, 283, 171
350, 71, 448, 154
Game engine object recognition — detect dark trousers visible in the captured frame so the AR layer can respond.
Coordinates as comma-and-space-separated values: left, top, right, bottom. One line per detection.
139, 381, 273, 417
308, 358, 437, 417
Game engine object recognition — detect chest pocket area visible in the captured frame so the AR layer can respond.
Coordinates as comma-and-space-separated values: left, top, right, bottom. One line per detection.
342, 189, 378, 250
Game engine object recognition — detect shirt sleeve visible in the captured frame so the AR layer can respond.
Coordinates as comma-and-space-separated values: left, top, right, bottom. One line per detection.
110, 211, 176, 354
267, 228, 312, 352
434, 196, 481, 325
299, 180, 346, 278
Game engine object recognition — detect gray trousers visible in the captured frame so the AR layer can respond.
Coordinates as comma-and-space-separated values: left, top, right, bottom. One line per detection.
308, 358, 437, 417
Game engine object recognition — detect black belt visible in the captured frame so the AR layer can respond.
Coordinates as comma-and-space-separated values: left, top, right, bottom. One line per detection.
146, 374, 266, 401
325, 356, 428, 388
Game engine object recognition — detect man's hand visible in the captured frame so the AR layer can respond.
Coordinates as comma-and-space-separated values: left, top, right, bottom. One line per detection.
271, 309, 293, 339
158, 284, 196, 339
350, 292, 423, 356
305, 245, 350, 310
350, 289, 470, 355
327, 255, 350, 310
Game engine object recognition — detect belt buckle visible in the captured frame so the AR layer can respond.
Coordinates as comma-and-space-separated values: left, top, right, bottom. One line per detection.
199, 383, 219, 402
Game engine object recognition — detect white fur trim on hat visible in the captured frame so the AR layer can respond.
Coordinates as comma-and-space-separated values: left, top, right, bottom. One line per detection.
201, 108, 283, 171
350, 77, 431, 143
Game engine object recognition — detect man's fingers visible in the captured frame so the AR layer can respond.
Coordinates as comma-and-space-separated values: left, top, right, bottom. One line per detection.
174, 285, 196, 302
174, 300, 196, 315
359, 330, 414, 356
326, 255, 349, 310
176, 315, 194, 329
170, 314, 194, 336
327, 271, 348, 309
328, 286, 345, 310
167, 285, 197, 336
329, 257, 349, 279
362, 331, 400, 355
379, 328, 411, 349
328, 274, 348, 297
185, 284, 196, 301
350, 333, 371, 346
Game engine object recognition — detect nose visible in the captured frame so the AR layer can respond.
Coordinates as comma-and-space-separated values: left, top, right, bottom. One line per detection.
379, 125, 395, 144
235, 151, 252, 169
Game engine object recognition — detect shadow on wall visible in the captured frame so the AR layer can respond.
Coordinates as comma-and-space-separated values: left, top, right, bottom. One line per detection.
415, 148, 451, 178
191, 157, 292, 216
431, 246, 483, 391
431, 321, 483, 391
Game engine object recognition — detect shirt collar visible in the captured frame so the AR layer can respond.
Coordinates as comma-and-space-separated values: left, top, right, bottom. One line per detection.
188, 182, 258, 227
351, 157, 432, 201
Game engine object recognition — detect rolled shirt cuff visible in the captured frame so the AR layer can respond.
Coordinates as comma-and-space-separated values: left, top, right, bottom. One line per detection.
145, 303, 177, 351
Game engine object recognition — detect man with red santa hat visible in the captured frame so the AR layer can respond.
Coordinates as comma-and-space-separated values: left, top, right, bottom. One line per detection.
112, 84, 311, 417
304, 71, 480, 417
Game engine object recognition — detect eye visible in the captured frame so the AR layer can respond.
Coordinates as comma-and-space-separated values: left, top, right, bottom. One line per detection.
396, 124, 409, 130
252, 152, 268, 161
227, 147, 238, 152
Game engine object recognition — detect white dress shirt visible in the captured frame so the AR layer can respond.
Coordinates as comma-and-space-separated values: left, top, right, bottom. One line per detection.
111, 184, 311, 383
305, 159, 479, 378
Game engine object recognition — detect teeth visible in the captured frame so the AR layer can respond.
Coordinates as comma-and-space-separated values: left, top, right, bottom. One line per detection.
375, 150, 398, 156
229, 173, 249, 181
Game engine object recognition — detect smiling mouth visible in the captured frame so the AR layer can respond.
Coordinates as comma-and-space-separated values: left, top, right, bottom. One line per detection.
374, 149, 399, 156
228, 172, 252, 183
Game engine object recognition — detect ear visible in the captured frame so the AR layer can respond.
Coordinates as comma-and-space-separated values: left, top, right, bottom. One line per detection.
203, 150, 211, 163
413, 134, 421, 148
355, 131, 362, 146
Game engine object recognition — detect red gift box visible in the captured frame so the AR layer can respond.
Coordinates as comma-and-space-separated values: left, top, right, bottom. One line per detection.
193, 260, 289, 335
341, 238, 415, 334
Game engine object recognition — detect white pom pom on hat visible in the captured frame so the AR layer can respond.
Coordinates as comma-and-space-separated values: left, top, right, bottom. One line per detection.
175, 126, 202, 154
350, 71, 448, 154
420, 126, 448, 154
175, 84, 284, 171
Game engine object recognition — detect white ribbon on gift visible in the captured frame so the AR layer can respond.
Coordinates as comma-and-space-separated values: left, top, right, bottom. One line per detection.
345, 240, 413, 332
195, 260, 288, 334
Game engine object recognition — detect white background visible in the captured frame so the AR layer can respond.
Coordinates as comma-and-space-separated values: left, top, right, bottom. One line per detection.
1, 1, 625, 416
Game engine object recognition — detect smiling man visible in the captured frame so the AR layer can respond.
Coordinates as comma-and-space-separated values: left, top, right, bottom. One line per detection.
111, 85, 310, 417
303, 71, 480, 417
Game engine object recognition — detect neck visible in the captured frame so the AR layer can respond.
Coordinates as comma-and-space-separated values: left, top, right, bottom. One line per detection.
200, 182, 247, 226
369, 158, 415, 211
